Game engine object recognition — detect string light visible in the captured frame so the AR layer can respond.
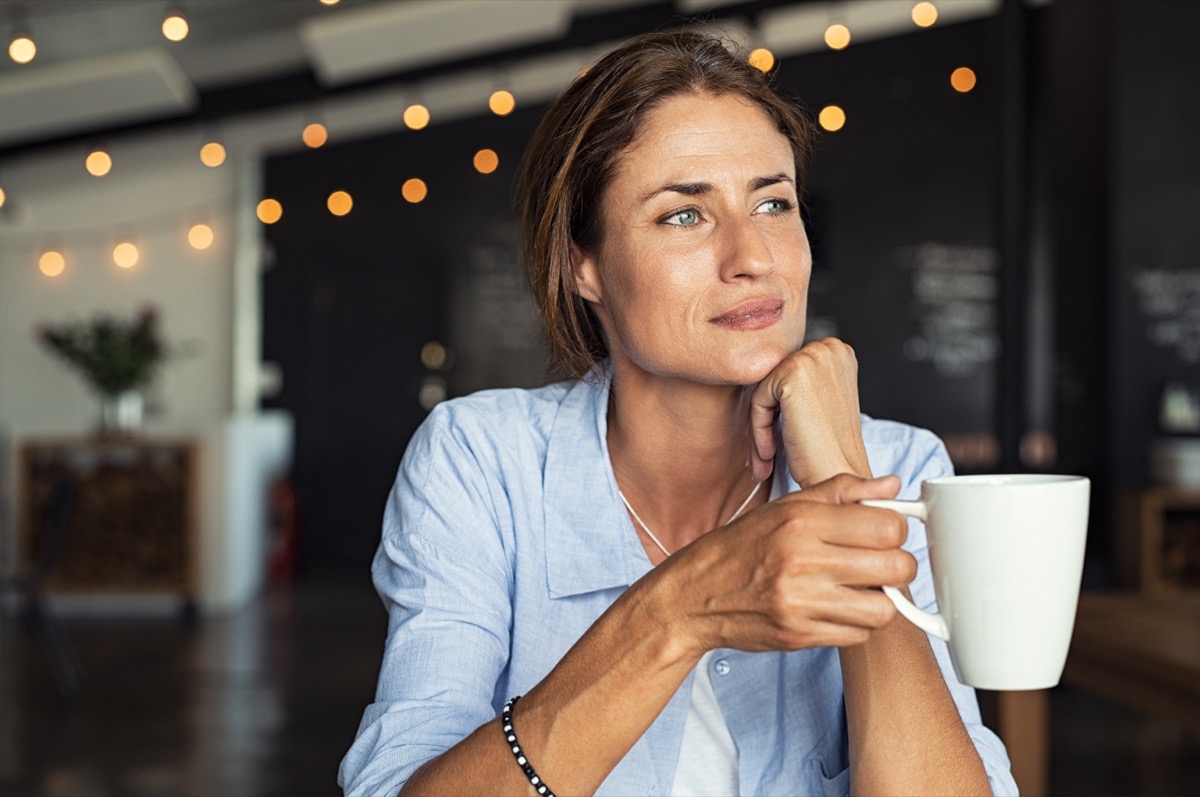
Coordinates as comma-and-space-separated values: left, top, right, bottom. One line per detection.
824, 24, 851, 51
302, 122, 328, 148
819, 105, 846, 132
404, 104, 430, 130
402, 178, 427, 203
912, 2, 938, 27
113, 242, 140, 269
256, 198, 283, 224
39, 251, 66, 277
473, 149, 499, 174
199, 141, 226, 167
188, 223, 214, 250
8, 33, 35, 64
488, 90, 516, 116
319, 0, 341, 5
86, 149, 113, 177
162, 8, 189, 42
0, 185, 6, 209
327, 190, 353, 216
951, 67, 977, 93
748, 48, 775, 73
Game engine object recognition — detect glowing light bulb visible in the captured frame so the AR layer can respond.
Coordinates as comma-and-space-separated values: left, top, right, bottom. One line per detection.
302, 123, 328, 148
257, 198, 283, 224
113, 242, 139, 269
188, 223, 214, 250
327, 190, 353, 216
404, 104, 430, 130
748, 48, 775, 73
912, 2, 938, 27
200, 141, 226, 167
162, 12, 189, 42
825, 24, 851, 50
9, 35, 35, 64
402, 178, 427, 204
819, 105, 846, 132
488, 90, 516, 116
473, 149, 499, 174
39, 251, 65, 277
0, 186, 6, 208
86, 150, 112, 176
951, 67, 977, 93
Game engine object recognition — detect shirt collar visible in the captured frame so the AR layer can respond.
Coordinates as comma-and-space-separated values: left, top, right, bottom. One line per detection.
543, 361, 653, 599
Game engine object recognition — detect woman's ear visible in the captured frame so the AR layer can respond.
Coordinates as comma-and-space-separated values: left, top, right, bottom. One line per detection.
570, 241, 603, 304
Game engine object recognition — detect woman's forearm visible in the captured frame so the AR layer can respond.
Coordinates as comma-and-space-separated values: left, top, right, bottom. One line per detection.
401, 569, 697, 796
839, 616, 992, 797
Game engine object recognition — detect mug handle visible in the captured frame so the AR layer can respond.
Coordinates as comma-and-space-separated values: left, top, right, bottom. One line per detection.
860, 498, 950, 642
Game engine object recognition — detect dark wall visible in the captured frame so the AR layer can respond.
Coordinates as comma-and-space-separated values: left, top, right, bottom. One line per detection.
1109, 0, 1200, 488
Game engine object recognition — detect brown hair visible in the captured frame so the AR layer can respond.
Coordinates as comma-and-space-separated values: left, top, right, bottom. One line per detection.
515, 29, 816, 379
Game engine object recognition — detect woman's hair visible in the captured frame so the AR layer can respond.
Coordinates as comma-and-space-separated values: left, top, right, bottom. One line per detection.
515, 29, 816, 379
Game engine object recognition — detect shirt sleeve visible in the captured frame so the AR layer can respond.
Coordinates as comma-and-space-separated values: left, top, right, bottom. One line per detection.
901, 433, 1020, 797
338, 404, 514, 797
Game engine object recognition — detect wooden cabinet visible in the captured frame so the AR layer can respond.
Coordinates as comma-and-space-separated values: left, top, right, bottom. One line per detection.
19, 438, 198, 599
1119, 487, 1200, 594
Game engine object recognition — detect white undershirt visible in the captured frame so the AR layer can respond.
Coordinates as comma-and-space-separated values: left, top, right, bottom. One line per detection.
670, 651, 739, 797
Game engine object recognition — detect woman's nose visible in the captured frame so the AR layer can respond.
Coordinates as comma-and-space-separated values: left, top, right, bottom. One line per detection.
718, 215, 775, 281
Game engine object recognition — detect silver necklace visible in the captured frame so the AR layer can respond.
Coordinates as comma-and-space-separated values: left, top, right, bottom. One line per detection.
619, 478, 764, 558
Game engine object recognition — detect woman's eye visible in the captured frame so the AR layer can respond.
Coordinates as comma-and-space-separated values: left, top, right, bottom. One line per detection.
758, 198, 796, 214
663, 208, 700, 226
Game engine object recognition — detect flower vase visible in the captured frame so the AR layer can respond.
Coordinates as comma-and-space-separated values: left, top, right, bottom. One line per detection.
99, 389, 144, 436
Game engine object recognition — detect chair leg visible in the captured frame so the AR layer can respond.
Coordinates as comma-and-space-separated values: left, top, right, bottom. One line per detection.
22, 591, 82, 703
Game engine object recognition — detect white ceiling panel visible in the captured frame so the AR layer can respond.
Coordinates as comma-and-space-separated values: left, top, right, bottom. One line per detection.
301, 0, 574, 87
0, 48, 196, 147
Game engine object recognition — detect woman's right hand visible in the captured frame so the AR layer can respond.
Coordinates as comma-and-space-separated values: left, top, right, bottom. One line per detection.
654, 473, 917, 656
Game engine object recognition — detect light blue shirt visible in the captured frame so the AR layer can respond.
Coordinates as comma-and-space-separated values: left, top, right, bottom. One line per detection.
339, 369, 1018, 796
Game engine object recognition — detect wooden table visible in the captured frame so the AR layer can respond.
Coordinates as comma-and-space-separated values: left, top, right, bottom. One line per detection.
996, 592, 1200, 796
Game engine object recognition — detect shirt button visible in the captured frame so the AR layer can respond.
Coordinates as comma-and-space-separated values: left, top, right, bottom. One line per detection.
714, 658, 731, 675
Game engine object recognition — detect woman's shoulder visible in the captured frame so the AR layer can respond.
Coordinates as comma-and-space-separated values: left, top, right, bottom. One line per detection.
413, 379, 582, 454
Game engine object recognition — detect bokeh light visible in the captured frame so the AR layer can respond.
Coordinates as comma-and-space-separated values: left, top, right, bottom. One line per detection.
819, 105, 846, 132
489, 90, 515, 116
9, 36, 35, 64
302, 122, 329, 148
256, 198, 283, 224
951, 67, 977, 93
327, 190, 353, 216
113, 242, 139, 269
39, 251, 65, 277
86, 150, 112, 176
162, 13, 189, 42
402, 178, 428, 203
200, 141, 226, 167
0, 186, 6, 208
473, 149, 499, 174
912, 2, 939, 27
188, 223, 214, 250
825, 24, 851, 50
748, 48, 775, 73
404, 104, 430, 130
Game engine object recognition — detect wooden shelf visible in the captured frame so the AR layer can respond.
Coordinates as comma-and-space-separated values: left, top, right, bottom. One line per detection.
1118, 487, 1200, 594
18, 437, 199, 599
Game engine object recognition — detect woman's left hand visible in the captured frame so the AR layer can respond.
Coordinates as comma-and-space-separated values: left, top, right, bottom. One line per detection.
748, 337, 872, 487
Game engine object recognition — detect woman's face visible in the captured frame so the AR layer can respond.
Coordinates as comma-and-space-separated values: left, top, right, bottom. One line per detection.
573, 91, 812, 387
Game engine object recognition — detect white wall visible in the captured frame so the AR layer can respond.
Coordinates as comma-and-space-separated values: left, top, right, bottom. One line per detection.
0, 136, 240, 433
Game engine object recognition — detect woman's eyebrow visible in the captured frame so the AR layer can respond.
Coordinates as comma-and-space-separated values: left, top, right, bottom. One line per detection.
641, 173, 794, 203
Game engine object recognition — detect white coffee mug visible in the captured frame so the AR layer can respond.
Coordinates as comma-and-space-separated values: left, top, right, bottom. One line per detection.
863, 474, 1090, 690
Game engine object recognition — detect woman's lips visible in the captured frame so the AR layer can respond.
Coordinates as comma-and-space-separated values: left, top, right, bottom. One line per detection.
709, 298, 784, 330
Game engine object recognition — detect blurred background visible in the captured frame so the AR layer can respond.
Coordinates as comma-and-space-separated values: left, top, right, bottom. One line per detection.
0, 0, 1197, 795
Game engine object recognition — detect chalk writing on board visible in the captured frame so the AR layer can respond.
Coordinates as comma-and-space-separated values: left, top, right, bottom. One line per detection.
899, 242, 999, 378
1132, 268, 1200, 363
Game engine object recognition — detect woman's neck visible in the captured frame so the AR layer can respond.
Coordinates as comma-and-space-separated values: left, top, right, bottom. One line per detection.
605, 361, 766, 555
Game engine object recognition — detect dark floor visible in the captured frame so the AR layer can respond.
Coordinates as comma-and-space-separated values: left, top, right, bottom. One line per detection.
1, 576, 1198, 797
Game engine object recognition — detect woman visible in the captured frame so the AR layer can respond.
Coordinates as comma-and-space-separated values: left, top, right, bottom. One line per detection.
341, 30, 1015, 797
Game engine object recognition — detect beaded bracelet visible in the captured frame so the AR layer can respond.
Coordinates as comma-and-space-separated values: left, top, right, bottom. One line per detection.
502, 696, 557, 797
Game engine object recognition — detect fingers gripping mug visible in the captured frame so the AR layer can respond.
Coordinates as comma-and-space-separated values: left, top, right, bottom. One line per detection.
863, 474, 1090, 691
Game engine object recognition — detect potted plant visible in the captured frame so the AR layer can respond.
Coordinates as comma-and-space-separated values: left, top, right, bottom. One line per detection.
36, 307, 169, 435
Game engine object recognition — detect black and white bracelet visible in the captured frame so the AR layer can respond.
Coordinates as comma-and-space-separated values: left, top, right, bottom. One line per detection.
502, 696, 557, 797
